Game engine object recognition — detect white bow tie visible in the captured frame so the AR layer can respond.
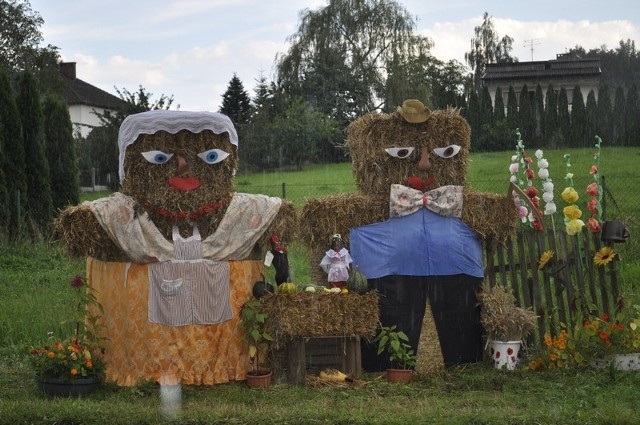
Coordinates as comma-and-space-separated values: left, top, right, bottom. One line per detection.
389, 184, 463, 218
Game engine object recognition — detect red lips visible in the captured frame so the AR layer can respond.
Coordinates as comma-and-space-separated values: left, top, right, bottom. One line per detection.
407, 175, 435, 191
168, 176, 201, 191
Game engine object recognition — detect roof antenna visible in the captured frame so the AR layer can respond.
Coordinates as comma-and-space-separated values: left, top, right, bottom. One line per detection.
524, 38, 543, 61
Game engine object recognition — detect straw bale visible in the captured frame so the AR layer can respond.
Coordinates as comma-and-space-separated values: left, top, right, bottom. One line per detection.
54, 203, 132, 262
299, 194, 388, 250
261, 291, 379, 345
415, 304, 445, 376
462, 189, 518, 242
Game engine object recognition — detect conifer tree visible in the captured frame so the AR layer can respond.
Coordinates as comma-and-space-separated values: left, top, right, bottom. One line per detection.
43, 94, 79, 212
16, 71, 53, 237
534, 85, 545, 144
544, 84, 558, 146
585, 90, 598, 146
557, 87, 570, 148
0, 68, 27, 240
612, 86, 626, 145
570, 86, 586, 147
478, 85, 494, 150
518, 84, 533, 144
465, 89, 480, 148
0, 118, 7, 236
625, 83, 639, 146
596, 84, 612, 143
506, 86, 519, 133
219, 73, 251, 132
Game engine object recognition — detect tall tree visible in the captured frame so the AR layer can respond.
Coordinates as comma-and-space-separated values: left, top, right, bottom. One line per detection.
570, 85, 586, 147
585, 90, 598, 146
534, 85, 545, 144
465, 89, 480, 148
506, 85, 519, 133
544, 84, 558, 147
625, 83, 639, 146
596, 84, 612, 143
275, 0, 434, 126
612, 86, 626, 145
219, 73, 251, 131
16, 70, 53, 236
557, 87, 570, 148
0, 0, 60, 87
43, 94, 79, 212
518, 84, 534, 144
478, 85, 494, 150
0, 67, 26, 240
464, 11, 516, 91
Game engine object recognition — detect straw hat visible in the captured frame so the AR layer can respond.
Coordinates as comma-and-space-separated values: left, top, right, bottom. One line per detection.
396, 99, 431, 124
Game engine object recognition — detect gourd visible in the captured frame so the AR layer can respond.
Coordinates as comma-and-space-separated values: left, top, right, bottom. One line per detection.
278, 282, 297, 294
347, 266, 369, 294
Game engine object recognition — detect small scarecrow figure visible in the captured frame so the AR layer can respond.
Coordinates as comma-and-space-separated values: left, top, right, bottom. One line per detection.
300, 99, 518, 372
319, 234, 352, 288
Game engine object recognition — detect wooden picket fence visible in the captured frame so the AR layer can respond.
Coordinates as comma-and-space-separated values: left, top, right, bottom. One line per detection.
483, 226, 622, 347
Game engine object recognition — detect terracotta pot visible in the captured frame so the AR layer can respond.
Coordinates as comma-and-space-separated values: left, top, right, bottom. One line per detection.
246, 370, 272, 388
35, 376, 100, 397
386, 368, 412, 383
490, 340, 521, 371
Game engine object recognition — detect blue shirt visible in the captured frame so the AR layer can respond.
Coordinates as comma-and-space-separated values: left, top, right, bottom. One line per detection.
349, 208, 484, 279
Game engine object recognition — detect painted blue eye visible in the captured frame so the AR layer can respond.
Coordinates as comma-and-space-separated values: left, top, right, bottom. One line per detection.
141, 150, 173, 164
197, 149, 229, 165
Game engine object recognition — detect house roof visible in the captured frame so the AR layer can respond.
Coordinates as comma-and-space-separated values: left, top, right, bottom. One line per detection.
59, 62, 127, 110
482, 56, 601, 84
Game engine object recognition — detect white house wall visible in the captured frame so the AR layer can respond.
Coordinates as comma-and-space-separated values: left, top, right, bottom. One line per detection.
68, 104, 109, 138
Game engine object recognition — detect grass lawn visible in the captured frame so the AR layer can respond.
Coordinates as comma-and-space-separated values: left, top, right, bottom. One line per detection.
1, 147, 639, 424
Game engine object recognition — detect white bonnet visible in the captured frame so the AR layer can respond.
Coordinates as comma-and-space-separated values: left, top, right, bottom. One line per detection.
118, 110, 238, 183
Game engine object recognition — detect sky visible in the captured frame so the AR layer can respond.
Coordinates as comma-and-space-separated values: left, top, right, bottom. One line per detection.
31, 0, 640, 112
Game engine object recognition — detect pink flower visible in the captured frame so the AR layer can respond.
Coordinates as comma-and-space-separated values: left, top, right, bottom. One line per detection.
586, 182, 599, 197
587, 218, 601, 233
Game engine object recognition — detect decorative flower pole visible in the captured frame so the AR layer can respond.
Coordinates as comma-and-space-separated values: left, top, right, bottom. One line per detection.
585, 136, 603, 233
561, 154, 584, 236
509, 129, 543, 231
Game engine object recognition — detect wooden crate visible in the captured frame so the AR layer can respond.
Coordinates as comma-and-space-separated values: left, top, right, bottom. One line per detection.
285, 336, 361, 385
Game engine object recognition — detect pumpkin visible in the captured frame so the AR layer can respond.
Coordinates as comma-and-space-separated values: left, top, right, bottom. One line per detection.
278, 282, 297, 294
252, 274, 274, 299
347, 266, 369, 294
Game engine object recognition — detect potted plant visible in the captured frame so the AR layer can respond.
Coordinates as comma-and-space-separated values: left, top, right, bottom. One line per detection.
478, 283, 537, 370
239, 297, 274, 388
373, 325, 417, 383
29, 275, 106, 396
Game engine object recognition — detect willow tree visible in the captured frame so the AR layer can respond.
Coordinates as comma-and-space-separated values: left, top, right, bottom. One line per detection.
465, 11, 516, 91
275, 0, 434, 127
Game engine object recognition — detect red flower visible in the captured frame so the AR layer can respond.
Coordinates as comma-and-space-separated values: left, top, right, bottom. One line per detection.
599, 331, 610, 343
587, 198, 599, 215
524, 156, 533, 164
527, 186, 538, 198
590, 165, 598, 175
587, 218, 601, 233
601, 312, 609, 321
586, 182, 599, 197
526, 168, 535, 180
70, 275, 85, 288
532, 220, 543, 231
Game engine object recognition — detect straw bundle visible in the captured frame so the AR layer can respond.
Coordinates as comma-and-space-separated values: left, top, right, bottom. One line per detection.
261, 291, 379, 346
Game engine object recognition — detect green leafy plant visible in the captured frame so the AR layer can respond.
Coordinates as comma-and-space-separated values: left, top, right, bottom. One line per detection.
29, 275, 105, 381
373, 325, 417, 370
239, 298, 274, 375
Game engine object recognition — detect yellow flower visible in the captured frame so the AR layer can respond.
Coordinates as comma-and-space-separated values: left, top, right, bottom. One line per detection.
563, 205, 582, 220
566, 219, 585, 236
593, 246, 616, 266
561, 187, 579, 203
538, 250, 554, 270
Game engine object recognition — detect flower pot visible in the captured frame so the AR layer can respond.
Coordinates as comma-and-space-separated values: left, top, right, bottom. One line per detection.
386, 368, 412, 383
490, 341, 521, 371
246, 370, 272, 388
35, 376, 100, 397
613, 353, 640, 371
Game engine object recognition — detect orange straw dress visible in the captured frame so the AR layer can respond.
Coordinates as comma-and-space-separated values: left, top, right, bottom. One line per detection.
87, 257, 262, 386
